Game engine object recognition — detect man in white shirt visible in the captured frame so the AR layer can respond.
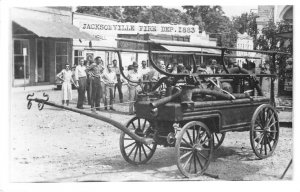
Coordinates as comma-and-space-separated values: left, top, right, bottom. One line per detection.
102, 63, 117, 111
75, 58, 87, 109
140, 60, 150, 78
127, 62, 142, 115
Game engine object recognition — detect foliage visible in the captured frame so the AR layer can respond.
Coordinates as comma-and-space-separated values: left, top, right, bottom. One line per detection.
76, 6, 239, 47
232, 12, 258, 48
76, 6, 123, 20
76, 6, 193, 25
182, 6, 237, 47
141, 6, 193, 24
121, 6, 148, 23
256, 20, 293, 84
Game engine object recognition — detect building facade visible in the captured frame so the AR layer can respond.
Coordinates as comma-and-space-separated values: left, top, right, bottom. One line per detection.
72, 12, 118, 66
11, 8, 219, 87
73, 13, 218, 70
236, 32, 255, 67
11, 7, 94, 87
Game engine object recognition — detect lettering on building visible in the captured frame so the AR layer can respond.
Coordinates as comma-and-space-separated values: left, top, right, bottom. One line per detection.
81, 23, 199, 36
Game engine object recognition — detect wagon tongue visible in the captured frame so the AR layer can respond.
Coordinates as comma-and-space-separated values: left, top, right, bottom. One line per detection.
142, 138, 154, 145
26, 93, 154, 146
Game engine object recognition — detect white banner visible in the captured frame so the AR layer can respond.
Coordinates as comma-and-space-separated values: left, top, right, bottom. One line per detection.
79, 22, 199, 36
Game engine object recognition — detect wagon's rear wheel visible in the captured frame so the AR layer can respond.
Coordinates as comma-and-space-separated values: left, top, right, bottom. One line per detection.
176, 121, 213, 178
213, 132, 226, 149
119, 116, 157, 165
250, 104, 279, 159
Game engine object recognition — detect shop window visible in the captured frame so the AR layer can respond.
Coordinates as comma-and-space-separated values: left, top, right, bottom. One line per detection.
13, 39, 29, 79
74, 50, 83, 66
172, 36, 190, 42
55, 42, 68, 74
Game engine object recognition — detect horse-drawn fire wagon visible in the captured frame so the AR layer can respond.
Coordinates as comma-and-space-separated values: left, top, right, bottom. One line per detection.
27, 38, 290, 178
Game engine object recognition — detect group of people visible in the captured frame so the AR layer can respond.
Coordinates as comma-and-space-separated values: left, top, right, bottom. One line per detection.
55, 57, 230, 114
56, 57, 158, 114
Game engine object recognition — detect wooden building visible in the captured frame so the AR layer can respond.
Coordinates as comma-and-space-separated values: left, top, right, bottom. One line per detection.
11, 7, 94, 87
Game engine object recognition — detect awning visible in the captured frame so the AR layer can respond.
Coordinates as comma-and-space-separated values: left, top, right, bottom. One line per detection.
13, 18, 96, 40
161, 45, 221, 54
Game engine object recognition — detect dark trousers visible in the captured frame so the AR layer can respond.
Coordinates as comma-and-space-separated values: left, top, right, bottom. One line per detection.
85, 77, 91, 105
77, 77, 87, 108
114, 82, 123, 102
90, 77, 101, 108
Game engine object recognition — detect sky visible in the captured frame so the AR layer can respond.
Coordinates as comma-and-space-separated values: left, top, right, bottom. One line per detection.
165, 5, 258, 20
222, 5, 258, 18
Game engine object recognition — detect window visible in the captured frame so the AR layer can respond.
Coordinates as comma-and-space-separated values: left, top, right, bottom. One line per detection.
55, 42, 68, 74
13, 39, 29, 79
74, 50, 84, 66
172, 36, 190, 42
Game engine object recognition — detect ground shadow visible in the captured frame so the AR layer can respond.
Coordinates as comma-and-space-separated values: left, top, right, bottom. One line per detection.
207, 146, 262, 180
47, 145, 264, 182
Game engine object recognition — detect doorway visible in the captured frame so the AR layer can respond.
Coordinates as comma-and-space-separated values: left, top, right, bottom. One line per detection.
13, 39, 29, 86
37, 39, 45, 82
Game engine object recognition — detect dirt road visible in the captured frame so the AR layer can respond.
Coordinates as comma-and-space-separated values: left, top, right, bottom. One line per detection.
10, 88, 293, 182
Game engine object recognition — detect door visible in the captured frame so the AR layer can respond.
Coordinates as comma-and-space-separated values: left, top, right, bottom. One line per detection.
13, 39, 29, 86
37, 39, 45, 82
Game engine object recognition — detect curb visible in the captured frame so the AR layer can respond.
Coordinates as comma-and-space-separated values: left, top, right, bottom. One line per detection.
12, 85, 57, 93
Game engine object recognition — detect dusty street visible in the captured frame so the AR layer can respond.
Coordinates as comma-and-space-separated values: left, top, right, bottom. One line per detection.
10, 87, 293, 182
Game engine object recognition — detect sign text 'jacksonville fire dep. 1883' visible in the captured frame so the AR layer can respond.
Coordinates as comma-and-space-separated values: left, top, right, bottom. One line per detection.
81, 23, 199, 36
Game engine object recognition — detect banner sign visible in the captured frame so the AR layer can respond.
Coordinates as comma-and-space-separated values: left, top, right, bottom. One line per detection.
79, 22, 199, 36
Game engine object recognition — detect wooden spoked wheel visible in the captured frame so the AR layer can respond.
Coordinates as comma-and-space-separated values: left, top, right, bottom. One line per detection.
119, 117, 157, 165
176, 121, 213, 178
213, 132, 226, 149
250, 104, 279, 159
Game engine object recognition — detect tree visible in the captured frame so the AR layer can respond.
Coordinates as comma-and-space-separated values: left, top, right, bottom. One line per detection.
182, 6, 237, 47
142, 6, 193, 25
256, 20, 293, 95
256, 20, 292, 53
232, 12, 258, 48
121, 6, 147, 23
76, 6, 193, 25
76, 6, 123, 21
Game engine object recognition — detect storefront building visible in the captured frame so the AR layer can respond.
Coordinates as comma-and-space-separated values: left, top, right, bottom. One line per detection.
236, 32, 256, 67
11, 7, 94, 87
72, 13, 118, 66
74, 13, 218, 70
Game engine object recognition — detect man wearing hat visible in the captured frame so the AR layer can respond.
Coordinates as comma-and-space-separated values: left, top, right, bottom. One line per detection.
127, 61, 142, 115
85, 56, 104, 112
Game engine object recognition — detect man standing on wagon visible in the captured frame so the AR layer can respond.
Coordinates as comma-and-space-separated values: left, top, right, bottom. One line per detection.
85, 56, 104, 112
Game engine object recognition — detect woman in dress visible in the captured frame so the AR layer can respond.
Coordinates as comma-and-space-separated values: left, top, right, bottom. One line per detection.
56, 64, 74, 106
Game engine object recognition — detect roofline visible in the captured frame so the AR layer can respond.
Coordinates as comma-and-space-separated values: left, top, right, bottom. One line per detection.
73, 12, 119, 22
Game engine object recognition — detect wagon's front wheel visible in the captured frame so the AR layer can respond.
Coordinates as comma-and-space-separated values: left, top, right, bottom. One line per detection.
250, 104, 279, 159
119, 116, 157, 165
176, 121, 213, 178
